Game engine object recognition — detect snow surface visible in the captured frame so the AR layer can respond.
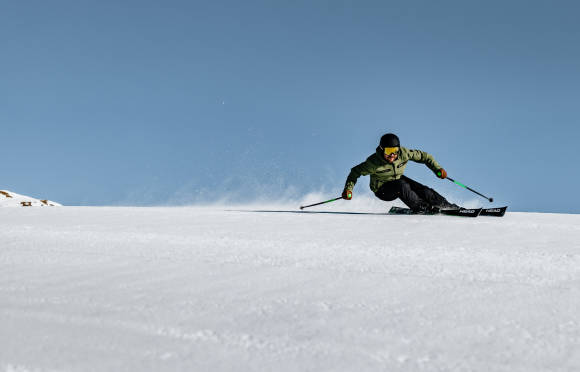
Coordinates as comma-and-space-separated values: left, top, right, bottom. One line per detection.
0, 190, 61, 208
1, 200, 579, 372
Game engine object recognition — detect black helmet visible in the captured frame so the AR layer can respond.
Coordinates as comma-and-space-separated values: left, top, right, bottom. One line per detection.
379, 133, 400, 148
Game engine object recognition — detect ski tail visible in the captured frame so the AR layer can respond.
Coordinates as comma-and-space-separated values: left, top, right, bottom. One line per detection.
480, 206, 508, 217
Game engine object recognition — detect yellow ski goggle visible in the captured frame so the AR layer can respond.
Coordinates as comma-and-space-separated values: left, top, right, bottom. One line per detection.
383, 147, 399, 155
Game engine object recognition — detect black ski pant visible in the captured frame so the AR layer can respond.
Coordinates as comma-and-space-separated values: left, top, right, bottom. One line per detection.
374, 175, 454, 211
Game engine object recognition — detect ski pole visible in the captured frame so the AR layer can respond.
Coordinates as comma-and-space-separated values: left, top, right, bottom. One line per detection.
446, 177, 494, 203
300, 196, 344, 210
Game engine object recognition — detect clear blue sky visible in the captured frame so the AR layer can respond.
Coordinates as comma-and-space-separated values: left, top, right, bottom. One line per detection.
1, 0, 579, 212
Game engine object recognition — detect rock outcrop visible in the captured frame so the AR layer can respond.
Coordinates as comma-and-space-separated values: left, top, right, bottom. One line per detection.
0, 190, 61, 207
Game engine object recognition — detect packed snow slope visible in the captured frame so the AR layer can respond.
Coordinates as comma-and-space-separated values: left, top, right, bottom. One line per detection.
1, 202, 579, 372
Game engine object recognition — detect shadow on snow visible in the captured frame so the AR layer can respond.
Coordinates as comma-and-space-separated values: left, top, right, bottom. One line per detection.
226, 209, 389, 216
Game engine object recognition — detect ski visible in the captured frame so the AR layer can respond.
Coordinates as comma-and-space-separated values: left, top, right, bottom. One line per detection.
439, 207, 482, 217
480, 206, 508, 217
388, 206, 429, 215
388, 206, 507, 217
388, 206, 482, 217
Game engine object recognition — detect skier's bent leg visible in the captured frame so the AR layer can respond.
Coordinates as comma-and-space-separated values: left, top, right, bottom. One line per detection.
374, 179, 402, 202
376, 178, 429, 211
402, 176, 458, 209
397, 179, 431, 212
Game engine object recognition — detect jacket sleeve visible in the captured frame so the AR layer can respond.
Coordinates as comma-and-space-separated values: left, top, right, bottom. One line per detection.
344, 157, 376, 191
407, 149, 443, 174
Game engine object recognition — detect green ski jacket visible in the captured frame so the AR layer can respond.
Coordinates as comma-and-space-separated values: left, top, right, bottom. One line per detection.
344, 146, 443, 193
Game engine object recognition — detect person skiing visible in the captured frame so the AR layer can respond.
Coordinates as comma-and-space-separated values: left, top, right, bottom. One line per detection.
342, 133, 459, 213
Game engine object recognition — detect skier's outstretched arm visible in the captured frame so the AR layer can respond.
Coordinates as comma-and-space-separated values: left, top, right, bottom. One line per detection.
407, 149, 446, 178
343, 159, 376, 199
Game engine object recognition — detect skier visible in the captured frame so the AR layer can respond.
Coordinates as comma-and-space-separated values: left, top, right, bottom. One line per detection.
342, 133, 459, 213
